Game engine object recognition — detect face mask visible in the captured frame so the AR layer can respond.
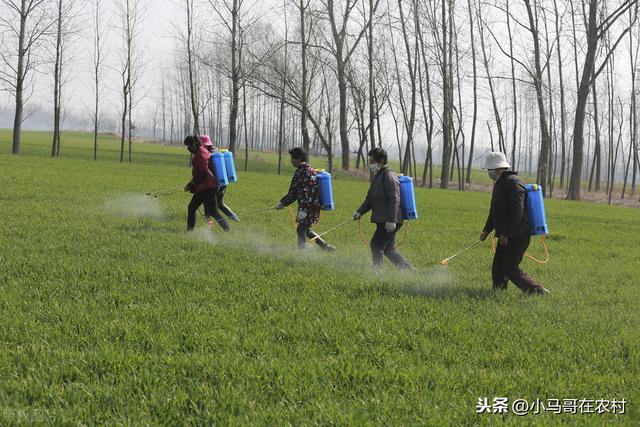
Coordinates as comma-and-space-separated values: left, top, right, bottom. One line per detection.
488, 170, 498, 181
369, 163, 380, 174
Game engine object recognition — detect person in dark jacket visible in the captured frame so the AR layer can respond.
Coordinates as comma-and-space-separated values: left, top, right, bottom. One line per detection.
276, 147, 336, 251
184, 135, 229, 232
200, 135, 239, 223
353, 148, 414, 270
480, 151, 549, 295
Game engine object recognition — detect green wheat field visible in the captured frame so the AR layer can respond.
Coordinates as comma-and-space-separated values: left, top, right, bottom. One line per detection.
1, 130, 638, 425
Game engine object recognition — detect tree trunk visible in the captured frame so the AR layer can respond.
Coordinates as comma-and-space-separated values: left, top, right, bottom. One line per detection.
440, 0, 452, 189
465, 0, 477, 183
553, 0, 567, 189
186, 0, 199, 134
507, 0, 518, 166
299, 0, 311, 153
524, 0, 552, 193
52, 0, 63, 158
11, 5, 28, 155
228, 0, 240, 153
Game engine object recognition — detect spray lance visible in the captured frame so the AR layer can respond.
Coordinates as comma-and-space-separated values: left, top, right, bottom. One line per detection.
145, 186, 184, 198
440, 240, 483, 266
309, 218, 356, 242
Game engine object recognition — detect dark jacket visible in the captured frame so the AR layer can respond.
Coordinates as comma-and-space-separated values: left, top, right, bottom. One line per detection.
280, 163, 321, 224
190, 145, 217, 193
357, 165, 403, 224
483, 171, 530, 238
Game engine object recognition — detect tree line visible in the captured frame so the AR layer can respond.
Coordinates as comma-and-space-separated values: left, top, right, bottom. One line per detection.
1, 0, 639, 202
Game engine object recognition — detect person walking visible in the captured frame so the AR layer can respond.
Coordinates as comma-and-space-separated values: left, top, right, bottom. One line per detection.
276, 147, 336, 251
353, 147, 415, 270
200, 135, 239, 223
480, 151, 549, 295
184, 135, 230, 232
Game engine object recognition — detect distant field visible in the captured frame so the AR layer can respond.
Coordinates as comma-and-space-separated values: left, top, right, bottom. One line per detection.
0, 129, 511, 185
0, 130, 638, 424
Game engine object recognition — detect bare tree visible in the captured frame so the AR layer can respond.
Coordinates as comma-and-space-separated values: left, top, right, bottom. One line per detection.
397, 0, 418, 177
506, 0, 518, 167
295, 0, 312, 153
319, 0, 380, 170
114, 0, 145, 163
50, 0, 77, 157
0, 0, 54, 154
478, 2, 506, 155
522, 0, 552, 193
609, 98, 624, 203
553, 0, 568, 189
277, 5, 289, 174
91, 0, 107, 160
567, 0, 638, 200
208, 0, 243, 152
465, 0, 477, 184
181, 0, 200, 134
622, 7, 639, 198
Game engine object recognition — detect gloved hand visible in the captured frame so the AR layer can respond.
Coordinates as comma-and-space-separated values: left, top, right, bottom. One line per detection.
479, 231, 488, 241
184, 182, 194, 192
296, 210, 307, 221
275, 202, 285, 210
385, 222, 396, 233
498, 235, 508, 247
353, 211, 362, 220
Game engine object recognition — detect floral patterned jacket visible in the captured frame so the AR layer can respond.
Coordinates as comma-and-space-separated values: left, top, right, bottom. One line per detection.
280, 163, 321, 224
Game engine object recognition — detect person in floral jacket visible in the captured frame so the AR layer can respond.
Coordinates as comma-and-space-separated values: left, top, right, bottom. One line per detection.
276, 147, 336, 252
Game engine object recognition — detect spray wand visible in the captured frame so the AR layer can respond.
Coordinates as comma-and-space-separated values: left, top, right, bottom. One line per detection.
145, 186, 184, 198
309, 218, 356, 242
440, 240, 482, 266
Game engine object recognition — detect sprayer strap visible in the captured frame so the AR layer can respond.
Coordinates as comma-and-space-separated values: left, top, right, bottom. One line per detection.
490, 235, 549, 264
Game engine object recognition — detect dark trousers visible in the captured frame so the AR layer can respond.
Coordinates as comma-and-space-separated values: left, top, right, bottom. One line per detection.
187, 189, 229, 231
216, 186, 236, 219
370, 222, 412, 269
296, 221, 328, 250
492, 234, 544, 294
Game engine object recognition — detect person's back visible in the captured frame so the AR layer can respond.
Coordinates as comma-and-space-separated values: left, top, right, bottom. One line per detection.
486, 171, 530, 240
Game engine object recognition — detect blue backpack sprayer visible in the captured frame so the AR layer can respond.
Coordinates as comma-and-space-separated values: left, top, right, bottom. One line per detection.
221, 150, 238, 183
316, 170, 335, 211
210, 152, 229, 187
304, 170, 342, 242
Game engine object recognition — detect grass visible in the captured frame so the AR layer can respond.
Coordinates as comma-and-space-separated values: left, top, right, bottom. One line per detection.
0, 130, 639, 425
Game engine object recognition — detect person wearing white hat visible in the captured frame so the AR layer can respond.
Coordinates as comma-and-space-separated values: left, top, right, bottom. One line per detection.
479, 152, 549, 295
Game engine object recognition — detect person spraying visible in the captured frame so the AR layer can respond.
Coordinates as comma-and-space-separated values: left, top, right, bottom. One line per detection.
276, 147, 336, 252
183, 135, 229, 232
480, 151, 549, 295
353, 148, 415, 270
200, 135, 239, 223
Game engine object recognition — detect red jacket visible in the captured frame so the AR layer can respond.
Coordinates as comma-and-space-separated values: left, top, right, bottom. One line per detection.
190, 146, 217, 193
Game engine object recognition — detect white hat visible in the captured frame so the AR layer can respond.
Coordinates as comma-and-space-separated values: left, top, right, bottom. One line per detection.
483, 151, 511, 169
